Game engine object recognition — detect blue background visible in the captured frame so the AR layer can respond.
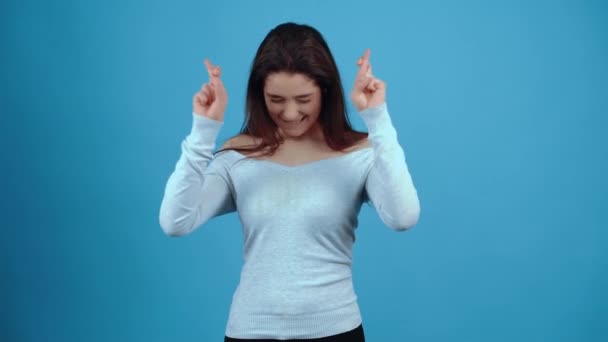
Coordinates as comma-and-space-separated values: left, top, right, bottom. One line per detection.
2, 0, 607, 341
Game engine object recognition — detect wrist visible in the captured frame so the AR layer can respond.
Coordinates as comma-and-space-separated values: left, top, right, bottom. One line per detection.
194, 111, 224, 122
358, 102, 392, 134
189, 112, 224, 146
358, 102, 387, 115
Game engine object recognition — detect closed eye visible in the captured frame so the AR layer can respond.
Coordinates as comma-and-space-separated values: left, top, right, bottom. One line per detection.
269, 98, 311, 104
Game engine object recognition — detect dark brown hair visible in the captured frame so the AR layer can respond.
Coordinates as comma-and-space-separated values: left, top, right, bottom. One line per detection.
215, 22, 368, 157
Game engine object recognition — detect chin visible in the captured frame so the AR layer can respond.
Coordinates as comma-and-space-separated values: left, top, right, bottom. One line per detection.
276, 116, 322, 140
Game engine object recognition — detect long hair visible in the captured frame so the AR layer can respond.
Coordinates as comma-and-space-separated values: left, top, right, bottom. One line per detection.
215, 22, 368, 156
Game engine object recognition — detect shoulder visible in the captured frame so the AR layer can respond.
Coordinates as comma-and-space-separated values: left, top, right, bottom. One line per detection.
221, 134, 261, 150
219, 134, 270, 159
344, 136, 372, 152
211, 134, 260, 169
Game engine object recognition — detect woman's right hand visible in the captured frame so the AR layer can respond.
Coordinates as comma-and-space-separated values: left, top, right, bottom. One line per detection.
193, 59, 228, 121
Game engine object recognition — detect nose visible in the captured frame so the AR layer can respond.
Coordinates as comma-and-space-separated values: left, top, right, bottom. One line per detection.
280, 102, 301, 121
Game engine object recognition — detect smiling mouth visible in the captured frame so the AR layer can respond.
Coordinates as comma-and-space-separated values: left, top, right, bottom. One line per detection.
283, 117, 307, 125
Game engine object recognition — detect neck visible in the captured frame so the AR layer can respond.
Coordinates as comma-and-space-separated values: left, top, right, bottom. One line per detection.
279, 122, 326, 146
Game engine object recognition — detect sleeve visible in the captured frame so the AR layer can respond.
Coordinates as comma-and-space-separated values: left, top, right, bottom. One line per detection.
360, 103, 420, 231
159, 113, 236, 237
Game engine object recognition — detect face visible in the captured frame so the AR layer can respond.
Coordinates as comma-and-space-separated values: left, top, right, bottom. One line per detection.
264, 72, 323, 141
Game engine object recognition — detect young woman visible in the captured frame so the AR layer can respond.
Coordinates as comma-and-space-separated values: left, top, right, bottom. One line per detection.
160, 22, 420, 342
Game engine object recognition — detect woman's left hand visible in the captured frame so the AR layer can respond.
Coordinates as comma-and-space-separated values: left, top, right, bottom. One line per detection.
350, 48, 386, 112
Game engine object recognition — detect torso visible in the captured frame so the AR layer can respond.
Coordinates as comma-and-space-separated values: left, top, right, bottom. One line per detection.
224, 134, 371, 167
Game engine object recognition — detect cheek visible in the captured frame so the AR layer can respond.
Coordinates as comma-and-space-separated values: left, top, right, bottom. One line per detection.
300, 99, 322, 115
307, 102, 322, 117
265, 103, 282, 117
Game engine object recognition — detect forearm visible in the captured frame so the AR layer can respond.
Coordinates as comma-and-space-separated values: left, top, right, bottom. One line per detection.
159, 113, 235, 236
360, 103, 420, 230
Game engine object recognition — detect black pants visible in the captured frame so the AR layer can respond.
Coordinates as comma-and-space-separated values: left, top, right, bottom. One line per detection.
224, 324, 365, 342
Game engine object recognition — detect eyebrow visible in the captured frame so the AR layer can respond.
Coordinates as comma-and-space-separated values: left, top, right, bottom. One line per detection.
266, 92, 313, 99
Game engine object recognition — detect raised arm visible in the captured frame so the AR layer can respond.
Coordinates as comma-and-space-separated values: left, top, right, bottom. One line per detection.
351, 49, 420, 231
159, 114, 236, 236
360, 103, 420, 231
159, 58, 235, 237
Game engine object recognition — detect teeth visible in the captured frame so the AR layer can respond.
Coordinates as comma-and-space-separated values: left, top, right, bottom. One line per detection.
284, 117, 306, 125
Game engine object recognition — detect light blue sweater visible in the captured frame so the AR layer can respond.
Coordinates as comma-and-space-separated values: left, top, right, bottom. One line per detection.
159, 102, 420, 339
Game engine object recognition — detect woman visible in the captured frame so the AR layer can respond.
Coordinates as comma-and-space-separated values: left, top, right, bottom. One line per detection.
160, 22, 420, 341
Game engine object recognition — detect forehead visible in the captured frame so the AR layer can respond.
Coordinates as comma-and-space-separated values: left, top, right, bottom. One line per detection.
264, 72, 319, 95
